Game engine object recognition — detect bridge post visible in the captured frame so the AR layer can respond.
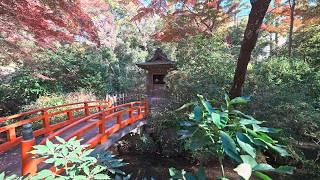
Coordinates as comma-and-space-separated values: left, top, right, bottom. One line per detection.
144, 95, 149, 118
42, 110, 51, 135
84, 102, 90, 116
21, 123, 37, 176
129, 102, 134, 123
67, 111, 73, 122
99, 111, 107, 143
117, 112, 123, 128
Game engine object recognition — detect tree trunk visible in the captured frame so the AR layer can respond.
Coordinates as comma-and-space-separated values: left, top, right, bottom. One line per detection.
288, 0, 296, 57
229, 0, 271, 99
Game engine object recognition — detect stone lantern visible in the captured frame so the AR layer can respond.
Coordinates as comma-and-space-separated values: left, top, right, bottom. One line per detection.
137, 48, 175, 97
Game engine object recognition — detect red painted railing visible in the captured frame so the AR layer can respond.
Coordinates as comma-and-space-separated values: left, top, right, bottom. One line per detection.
20, 99, 148, 175
0, 100, 113, 153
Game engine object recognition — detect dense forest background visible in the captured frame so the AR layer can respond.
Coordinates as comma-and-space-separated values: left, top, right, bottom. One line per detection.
0, 0, 319, 178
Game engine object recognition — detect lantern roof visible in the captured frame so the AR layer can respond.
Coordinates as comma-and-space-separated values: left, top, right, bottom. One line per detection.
137, 48, 175, 70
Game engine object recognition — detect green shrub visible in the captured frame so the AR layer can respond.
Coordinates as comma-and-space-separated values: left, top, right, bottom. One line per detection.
166, 35, 235, 103
176, 95, 295, 179
248, 57, 320, 142
294, 25, 320, 65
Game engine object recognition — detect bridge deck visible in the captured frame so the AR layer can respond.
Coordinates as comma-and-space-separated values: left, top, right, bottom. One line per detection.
0, 112, 146, 175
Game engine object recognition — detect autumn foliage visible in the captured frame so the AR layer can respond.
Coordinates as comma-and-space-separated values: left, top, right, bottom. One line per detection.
0, 0, 113, 47
132, 0, 240, 42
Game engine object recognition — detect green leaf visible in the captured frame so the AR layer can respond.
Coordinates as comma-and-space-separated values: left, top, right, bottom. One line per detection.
55, 136, 66, 144
253, 164, 295, 175
30, 145, 49, 155
240, 119, 262, 126
220, 131, 241, 163
252, 124, 281, 133
32, 169, 53, 179
254, 172, 272, 180
253, 163, 275, 171
46, 139, 55, 150
44, 158, 55, 164
83, 166, 90, 176
169, 167, 179, 177
169, 167, 184, 179
211, 112, 222, 128
0, 172, 4, 180
269, 144, 289, 157
240, 155, 257, 168
274, 166, 295, 174
176, 102, 197, 111
234, 163, 252, 180
198, 94, 215, 113
236, 133, 256, 158
230, 96, 250, 105
256, 132, 275, 144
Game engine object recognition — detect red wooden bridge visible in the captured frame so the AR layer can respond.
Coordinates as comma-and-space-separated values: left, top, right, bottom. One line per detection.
0, 95, 149, 176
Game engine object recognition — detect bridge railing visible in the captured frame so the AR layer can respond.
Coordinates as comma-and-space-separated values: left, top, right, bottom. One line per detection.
21, 99, 148, 175
0, 100, 113, 153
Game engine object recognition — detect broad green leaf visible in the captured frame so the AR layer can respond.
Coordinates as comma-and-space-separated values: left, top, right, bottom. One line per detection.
240, 119, 262, 126
234, 163, 252, 180
220, 112, 229, 125
198, 95, 215, 113
274, 166, 295, 174
211, 112, 222, 129
253, 139, 268, 149
220, 131, 241, 163
252, 124, 281, 133
236, 133, 256, 158
32, 169, 53, 179
44, 158, 55, 164
240, 155, 258, 168
232, 110, 257, 121
55, 136, 66, 144
169, 167, 179, 177
30, 145, 49, 154
83, 166, 90, 176
253, 164, 295, 174
230, 96, 250, 105
0, 172, 4, 180
176, 102, 197, 111
46, 139, 55, 150
254, 172, 272, 180
269, 144, 289, 157
256, 132, 275, 144
253, 163, 275, 171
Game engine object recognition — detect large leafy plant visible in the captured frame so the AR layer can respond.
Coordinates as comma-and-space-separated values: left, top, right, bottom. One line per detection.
30, 137, 126, 180
177, 95, 295, 179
